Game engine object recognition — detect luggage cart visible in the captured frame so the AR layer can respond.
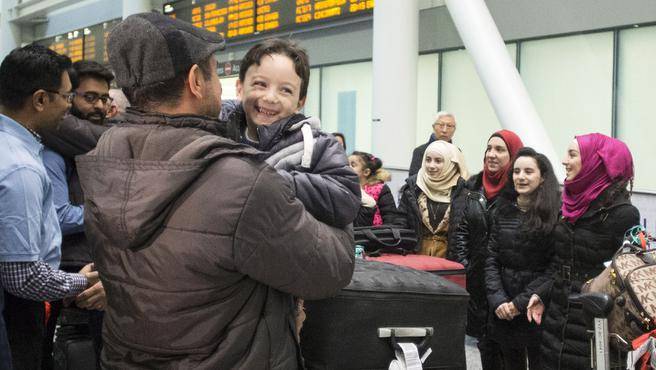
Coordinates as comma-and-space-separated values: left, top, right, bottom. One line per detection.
570, 292, 645, 370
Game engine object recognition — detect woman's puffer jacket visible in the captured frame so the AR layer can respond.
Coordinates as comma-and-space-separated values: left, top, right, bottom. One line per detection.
485, 197, 554, 348
537, 185, 639, 370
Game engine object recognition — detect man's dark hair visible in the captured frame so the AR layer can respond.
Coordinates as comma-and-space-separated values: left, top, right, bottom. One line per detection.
502, 147, 561, 236
70, 60, 114, 90
239, 38, 310, 100
0, 44, 72, 110
124, 56, 214, 110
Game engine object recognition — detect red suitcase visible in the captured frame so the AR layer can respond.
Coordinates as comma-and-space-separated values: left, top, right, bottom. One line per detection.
366, 254, 466, 289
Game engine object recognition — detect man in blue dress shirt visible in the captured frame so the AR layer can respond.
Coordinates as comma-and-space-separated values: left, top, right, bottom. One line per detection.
0, 45, 99, 369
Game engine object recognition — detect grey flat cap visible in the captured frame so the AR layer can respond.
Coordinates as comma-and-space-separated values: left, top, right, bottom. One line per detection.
108, 12, 225, 89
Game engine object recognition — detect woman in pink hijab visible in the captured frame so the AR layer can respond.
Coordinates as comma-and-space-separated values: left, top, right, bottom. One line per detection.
528, 133, 640, 370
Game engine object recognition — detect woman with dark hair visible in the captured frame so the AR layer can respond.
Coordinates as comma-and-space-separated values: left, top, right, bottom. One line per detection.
349, 151, 397, 227
527, 133, 640, 370
449, 129, 524, 369
395, 140, 468, 257
485, 147, 559, 369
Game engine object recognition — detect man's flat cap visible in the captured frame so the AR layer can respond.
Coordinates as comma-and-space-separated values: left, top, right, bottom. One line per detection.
108, 12, 225, 89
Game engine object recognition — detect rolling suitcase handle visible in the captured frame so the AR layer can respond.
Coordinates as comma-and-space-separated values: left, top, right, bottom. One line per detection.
570, 293, 633, 370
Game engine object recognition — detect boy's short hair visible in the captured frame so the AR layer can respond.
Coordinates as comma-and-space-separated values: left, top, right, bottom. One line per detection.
239, 38, 310, 100
70, 61, 115, 90
0, 44, 72, 110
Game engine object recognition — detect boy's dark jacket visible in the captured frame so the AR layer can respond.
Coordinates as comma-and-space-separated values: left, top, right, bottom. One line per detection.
220, 99, 360, 228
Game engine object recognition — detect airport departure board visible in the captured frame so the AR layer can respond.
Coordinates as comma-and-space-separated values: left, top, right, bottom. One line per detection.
163, 0, 374, 41
34, 19, 121, 65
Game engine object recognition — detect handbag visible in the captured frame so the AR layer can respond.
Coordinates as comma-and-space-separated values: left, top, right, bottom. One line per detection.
353, 225, 418, 255
582, 226, 656, 351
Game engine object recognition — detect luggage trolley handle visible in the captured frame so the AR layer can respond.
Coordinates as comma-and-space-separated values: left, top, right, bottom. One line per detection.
570, 293, 622, 370
378, 327, 434, 356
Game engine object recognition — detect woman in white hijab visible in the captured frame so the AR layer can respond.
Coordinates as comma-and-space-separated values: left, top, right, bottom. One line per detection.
394, 141, 469, 257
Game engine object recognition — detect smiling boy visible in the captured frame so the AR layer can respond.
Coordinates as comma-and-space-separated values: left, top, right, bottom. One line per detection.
221, 38, 360, 228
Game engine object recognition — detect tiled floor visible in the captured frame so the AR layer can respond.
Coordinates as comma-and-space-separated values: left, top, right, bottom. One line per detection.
465, 335, 482, 369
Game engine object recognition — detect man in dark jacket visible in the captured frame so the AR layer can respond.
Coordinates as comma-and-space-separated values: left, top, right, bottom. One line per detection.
76, 13, 355, 369
41, 60, 114, 368
408, 112, 457, 177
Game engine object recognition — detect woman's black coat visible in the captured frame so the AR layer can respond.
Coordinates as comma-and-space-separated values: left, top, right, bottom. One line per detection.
449, 172, 499, 338
536, 185, 640, 370
485, 197, 554, 348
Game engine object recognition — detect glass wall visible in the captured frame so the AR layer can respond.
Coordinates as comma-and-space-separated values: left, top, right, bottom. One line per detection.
520, 33, 614, 162
617, 25, 656, 192
320, 61, 373, 153
441, 44, 516, 174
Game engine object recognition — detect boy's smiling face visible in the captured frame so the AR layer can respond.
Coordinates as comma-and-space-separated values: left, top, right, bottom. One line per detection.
237, 53, 306, 130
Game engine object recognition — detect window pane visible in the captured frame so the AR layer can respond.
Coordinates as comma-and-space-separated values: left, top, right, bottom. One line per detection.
521, 33, 614, 164
321, 62, 372, 153
617, 25, 656, 192
441, 44, 516, 173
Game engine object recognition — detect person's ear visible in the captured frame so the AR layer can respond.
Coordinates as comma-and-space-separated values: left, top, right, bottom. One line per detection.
363, 168, 371, 178
296, 96, 306, 111
187, 64, 204, 99
32, 90, 49, 113
236, 79, 244, 100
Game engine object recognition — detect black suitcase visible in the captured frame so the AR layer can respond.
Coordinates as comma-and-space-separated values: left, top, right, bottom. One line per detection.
301, 260, 469, 369
53, 308, 95, 370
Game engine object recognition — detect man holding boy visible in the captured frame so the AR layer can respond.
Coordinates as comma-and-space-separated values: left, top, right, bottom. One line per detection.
76, 12, 354, 369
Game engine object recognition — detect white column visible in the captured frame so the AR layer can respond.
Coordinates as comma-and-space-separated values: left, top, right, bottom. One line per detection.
0, 0, 20, 60
445, 0, 564, 179
371, 0, 419, 169
123, 0, 151, 19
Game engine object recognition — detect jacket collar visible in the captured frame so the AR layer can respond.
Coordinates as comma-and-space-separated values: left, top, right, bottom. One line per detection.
122, 108, 238, 140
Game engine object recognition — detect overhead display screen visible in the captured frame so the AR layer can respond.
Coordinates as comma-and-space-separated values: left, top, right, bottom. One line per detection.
163, 0, 374, 41
34, 19, 121, 65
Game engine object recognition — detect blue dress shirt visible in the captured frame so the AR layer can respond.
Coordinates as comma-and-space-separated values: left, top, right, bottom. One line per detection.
0, 114, 62, 269
42, 149, 84, 235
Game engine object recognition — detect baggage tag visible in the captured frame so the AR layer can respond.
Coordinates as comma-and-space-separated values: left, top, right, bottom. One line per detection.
389, 342, 423, 370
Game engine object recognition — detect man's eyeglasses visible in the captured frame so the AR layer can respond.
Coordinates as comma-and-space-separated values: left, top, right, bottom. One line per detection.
44, 90, 76, 103
77, 92, 114, 105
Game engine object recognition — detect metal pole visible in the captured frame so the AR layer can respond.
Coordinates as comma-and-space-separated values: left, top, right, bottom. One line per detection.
444, 0, 565, 179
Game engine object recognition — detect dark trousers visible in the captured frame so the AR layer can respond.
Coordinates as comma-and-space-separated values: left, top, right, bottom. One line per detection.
3, 292, 45, 370
42, 302, 104, 370
0, 292, 12, 370
478, 336, 504, 370
88, 310, 104, 369
499, 344, 541, 370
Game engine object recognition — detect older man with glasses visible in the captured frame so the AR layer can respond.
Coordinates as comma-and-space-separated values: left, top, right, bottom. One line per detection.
408, 111, 458, 177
